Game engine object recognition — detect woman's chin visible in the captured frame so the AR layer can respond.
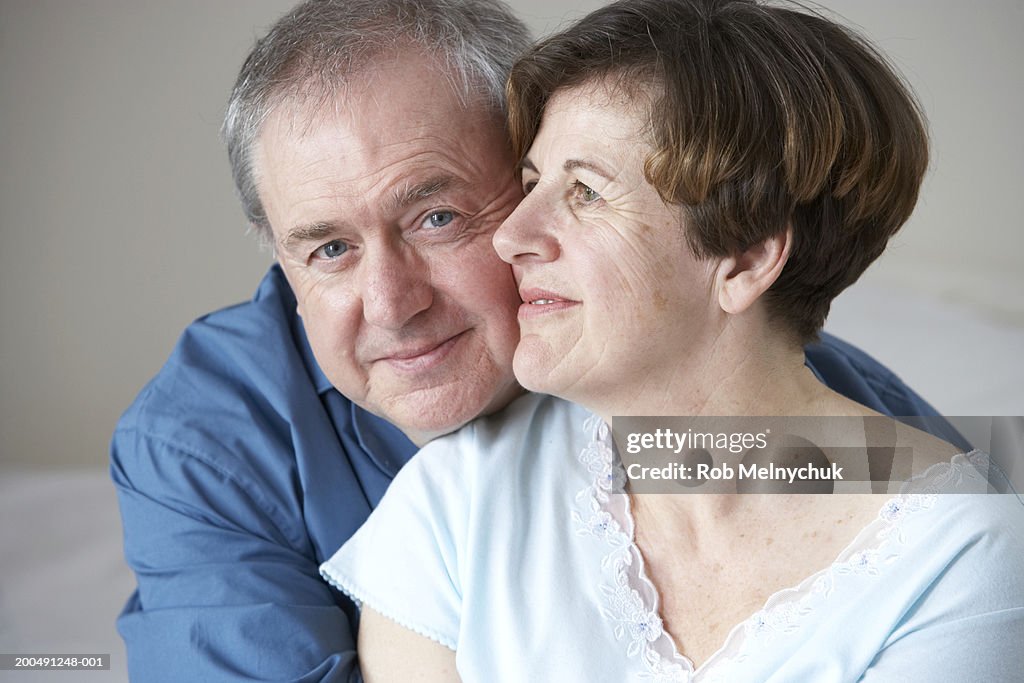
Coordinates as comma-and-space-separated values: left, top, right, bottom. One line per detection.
512, 342, 565, 397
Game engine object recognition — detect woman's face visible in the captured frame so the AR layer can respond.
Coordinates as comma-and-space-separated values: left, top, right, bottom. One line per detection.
493, 82, 721, 413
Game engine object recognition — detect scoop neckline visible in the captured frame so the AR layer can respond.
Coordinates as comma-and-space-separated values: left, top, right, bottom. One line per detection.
575, 413, 986, 681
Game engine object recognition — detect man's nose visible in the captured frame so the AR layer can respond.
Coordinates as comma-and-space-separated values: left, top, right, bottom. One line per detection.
492, 191, 560, 265
360, 244, 433, 329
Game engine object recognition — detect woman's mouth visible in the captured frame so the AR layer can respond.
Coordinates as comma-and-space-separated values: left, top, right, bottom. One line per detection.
518, 288, 579, 320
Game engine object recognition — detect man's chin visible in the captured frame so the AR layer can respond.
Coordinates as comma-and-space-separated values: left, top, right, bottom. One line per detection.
373, 380, 524, 447
391, 406, 480, 448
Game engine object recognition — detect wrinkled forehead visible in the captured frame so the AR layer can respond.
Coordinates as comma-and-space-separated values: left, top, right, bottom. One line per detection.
252, 49, 511, 200
539, 78, 656, 144
533, 75, 659, 152
261, 49, 477, 140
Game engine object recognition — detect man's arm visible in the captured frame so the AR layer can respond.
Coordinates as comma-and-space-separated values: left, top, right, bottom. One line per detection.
112, 429, 359, 683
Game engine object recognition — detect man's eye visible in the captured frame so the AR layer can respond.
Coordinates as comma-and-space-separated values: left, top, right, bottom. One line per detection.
574, 181, 601, 203
424, 210, 455, 228
315, 240, 348, 259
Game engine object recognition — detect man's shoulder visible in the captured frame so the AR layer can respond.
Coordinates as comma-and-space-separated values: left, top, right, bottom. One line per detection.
112, 266, 411, 570
809, 332, 942, 416
114, 266, 320, 464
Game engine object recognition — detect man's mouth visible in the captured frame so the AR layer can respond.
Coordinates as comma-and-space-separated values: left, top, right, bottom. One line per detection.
377, 332, 466, 372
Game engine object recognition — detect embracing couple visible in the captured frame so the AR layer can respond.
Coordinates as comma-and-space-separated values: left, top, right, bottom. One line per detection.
113, 1, 1023, 681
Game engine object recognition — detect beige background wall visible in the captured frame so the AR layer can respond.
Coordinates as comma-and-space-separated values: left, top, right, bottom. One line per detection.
1, 0, 1022, 469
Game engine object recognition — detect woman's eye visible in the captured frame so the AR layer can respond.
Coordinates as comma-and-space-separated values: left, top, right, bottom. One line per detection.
523, 180, 538, 195
424, 210, 455, 228
574, 181, 601, 203
315, 240, 348, 259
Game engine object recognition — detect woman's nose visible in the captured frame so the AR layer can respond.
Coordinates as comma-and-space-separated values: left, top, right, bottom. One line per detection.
492, 191, 560, 265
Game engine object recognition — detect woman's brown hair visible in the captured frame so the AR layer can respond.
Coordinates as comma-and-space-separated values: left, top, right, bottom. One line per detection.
507, 0, 929, 342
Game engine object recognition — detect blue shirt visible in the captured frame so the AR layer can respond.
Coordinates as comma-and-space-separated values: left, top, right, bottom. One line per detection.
110, 265, 955, 682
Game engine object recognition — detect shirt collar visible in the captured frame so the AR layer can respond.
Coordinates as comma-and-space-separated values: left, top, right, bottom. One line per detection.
264, 263, 335, 396
351, 403, 417, 476
294, 314, 336, 395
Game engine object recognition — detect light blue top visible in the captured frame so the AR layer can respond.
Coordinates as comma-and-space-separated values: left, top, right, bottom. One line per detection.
321, 393, 1024, 682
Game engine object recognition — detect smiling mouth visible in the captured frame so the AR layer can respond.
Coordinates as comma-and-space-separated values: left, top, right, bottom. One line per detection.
519, 287, 577, 306
378, 332, 465, 373
517, 291, 578, 321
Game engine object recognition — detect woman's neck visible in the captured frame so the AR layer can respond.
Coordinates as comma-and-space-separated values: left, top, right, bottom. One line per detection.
591, 321, 837, 423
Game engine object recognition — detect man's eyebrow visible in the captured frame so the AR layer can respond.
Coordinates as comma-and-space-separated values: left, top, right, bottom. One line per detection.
384, 175, 457, 214
280, 221, 339, 253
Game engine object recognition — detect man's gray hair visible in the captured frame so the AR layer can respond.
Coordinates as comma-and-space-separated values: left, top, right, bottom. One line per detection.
223, 0, 532, 242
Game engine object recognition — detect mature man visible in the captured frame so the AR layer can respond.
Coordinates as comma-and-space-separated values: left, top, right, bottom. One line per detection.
111, 1, 951, 680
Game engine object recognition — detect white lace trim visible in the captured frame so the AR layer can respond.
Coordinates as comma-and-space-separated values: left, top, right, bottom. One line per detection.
572, 414, 986, 682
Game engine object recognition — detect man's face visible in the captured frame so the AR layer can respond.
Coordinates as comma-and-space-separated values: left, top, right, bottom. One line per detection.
256, 53, 524, 445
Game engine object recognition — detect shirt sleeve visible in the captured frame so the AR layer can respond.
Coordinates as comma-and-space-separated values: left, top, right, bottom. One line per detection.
111, 428, 360, 683
319, 437, 469, 651
859, 607, 1024, 682
861, 492, 1024, 682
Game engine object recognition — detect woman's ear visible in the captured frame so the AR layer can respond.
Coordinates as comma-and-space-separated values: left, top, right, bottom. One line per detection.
714, 227, 792, 315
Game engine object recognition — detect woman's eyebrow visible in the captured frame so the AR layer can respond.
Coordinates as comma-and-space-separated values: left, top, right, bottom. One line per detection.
517, 157, 614, 180
563, 158, 613, 180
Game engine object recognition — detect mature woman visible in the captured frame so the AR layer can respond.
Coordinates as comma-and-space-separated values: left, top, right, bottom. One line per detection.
322, 0, 1024, 680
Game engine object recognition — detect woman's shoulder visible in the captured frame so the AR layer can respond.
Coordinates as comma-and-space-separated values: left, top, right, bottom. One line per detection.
409, 392, 593, 485
321, 396, 597, 652
432, 391, 591, 445
896, 453, 1024, 588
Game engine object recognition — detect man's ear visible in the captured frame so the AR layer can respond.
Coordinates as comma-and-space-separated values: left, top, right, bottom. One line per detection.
714, 227, 792, 315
